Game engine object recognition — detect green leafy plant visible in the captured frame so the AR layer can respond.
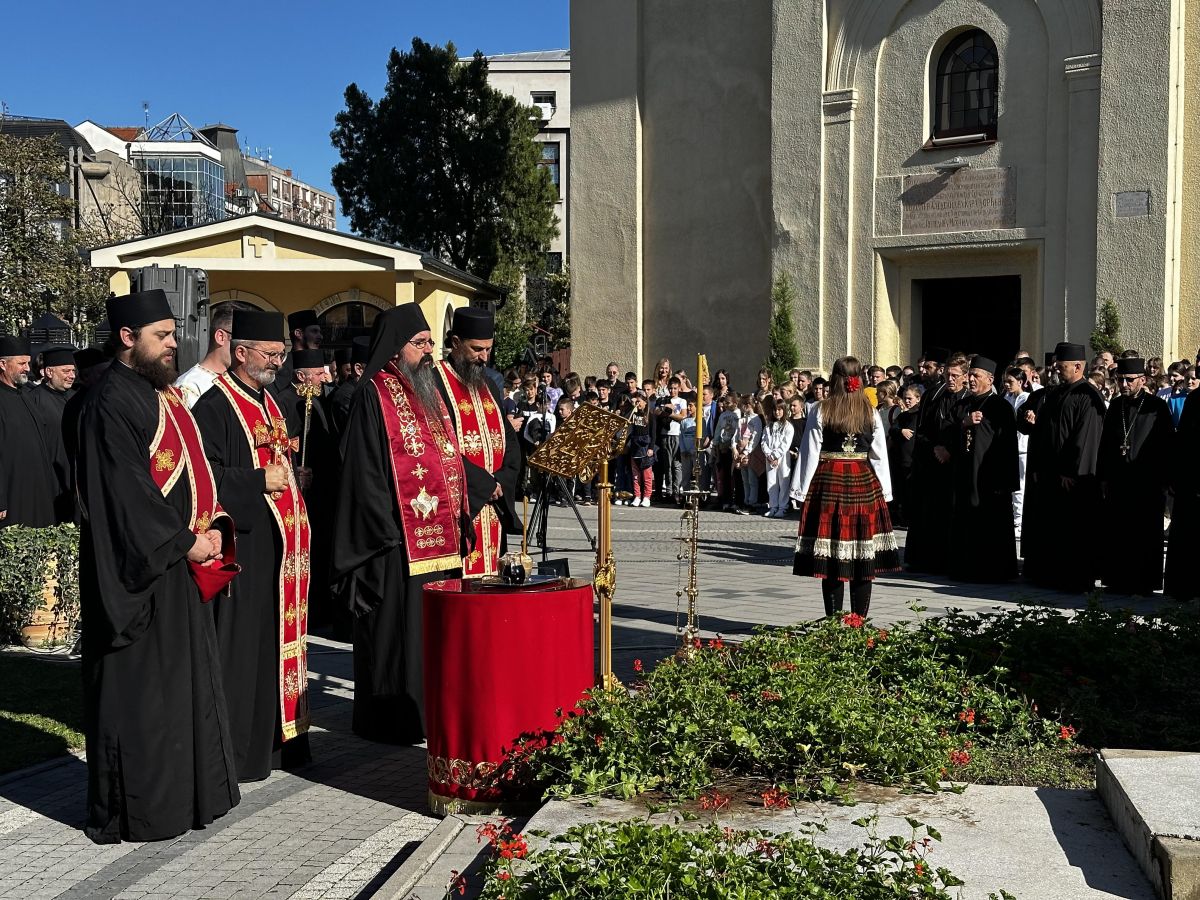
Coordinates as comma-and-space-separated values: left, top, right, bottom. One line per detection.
492, 615, 1081, 804
1090, 298, 1123, 356
451, 816, 1014, 900
765, 272, 800, 383
0, 524, 81, 647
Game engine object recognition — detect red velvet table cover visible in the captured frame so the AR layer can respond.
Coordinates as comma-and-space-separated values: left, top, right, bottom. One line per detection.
423, 580, 594, 812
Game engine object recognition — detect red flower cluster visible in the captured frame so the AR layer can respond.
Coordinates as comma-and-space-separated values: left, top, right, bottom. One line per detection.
958, 709, 976, 724
866, 637, 876, 649
914, 861, 927, 878
707, 636, 726, 650
1059, 725, 1077, 741
633, 659, 643, 673
772, 661, 798, 672
876, 629, 889, 642
699, 789, 731, 811
842, 612, 865, 629
448, 870, 467, 895
498, 834, 529, 860
755, 838, 780, 859
761, 786, 791, 809
760, 690, 782, 702
846, 376, 862, 393
477, 818, 528, 859
949, 749, 971, 767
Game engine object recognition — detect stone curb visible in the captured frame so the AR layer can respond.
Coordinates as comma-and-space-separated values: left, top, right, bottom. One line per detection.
1098, 749, 1200, 900
376, 814, 466, 900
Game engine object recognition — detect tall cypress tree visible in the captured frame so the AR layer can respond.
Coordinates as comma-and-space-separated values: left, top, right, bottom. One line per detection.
765, 273, 799, 382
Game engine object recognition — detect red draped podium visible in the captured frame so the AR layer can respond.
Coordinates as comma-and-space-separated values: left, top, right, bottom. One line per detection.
423, 579, 593, 815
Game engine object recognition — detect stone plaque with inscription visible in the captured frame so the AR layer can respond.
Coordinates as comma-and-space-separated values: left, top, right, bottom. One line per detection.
901, 167, 1016, 235
1114, 191, 1151, 218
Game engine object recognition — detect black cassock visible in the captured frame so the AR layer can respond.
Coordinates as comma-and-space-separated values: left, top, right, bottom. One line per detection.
904, 381, 965, 573
77, 362, 239, 843
949, 393, 1019, 583
329, 378, 357, 435
193, 375, 310, 781
1021, 379, 1105, 592
26, 383, 74, 522
330, 380, 474, 744
1098, 393, 1173, 594
277, 383, 339, 629
1166, 391, 1200, 600
0, 382, 58, 527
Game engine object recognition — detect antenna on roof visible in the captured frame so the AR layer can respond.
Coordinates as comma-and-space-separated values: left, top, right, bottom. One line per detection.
142, 101, 150, 129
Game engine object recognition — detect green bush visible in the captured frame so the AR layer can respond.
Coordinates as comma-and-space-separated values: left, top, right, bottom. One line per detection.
765, 272, 800, 383
0, 524, 81, 647
496, 614, 1079, 803
459, 817, 1014, 900
1090, 298, 1123, 356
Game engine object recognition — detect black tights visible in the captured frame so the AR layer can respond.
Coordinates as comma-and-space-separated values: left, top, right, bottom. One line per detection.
821, 580, 872, 618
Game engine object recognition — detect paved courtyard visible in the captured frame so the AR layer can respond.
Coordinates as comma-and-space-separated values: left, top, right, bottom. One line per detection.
0, 504, 1170, 899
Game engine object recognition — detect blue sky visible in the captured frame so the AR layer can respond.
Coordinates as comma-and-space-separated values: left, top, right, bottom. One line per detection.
0, 1, 568, 227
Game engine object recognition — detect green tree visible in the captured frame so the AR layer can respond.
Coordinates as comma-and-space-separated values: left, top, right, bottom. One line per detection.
764, 272, 799, 382
1090, 298, 1123, 357
330, 38, 559, 283
528, 264, 571, 351
489, 259, 531, 371
0, 134, 113, 337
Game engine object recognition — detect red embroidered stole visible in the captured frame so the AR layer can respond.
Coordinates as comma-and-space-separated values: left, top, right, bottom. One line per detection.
436, 361, 504, 576
213, 375, 310, 742
372, 364, 467, 576
148, 386, 227, 535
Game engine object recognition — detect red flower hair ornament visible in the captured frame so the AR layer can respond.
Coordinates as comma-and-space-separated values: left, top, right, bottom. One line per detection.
846, 376, 862, 393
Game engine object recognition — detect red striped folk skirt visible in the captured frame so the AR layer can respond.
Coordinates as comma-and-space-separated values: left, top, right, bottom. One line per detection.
793, 457, 900, 582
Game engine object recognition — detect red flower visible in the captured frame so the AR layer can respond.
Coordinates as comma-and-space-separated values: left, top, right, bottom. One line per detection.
594, 734, 604, 748
760, 690, 782, 702
692, 637, 702, 649
841, 612, 865, 629
866, 638, 876, 649
706, 636, 725, 650
761, 786, 790, 809
949, 749, 971, 767
633, 659, 643, 673
958, 709, 976, 724
699, 789, 731, 811
497, 871, 511, 882
449, 870, 467, 895
1059, 725, 1077, 741
914, 861, 927, 878
846, 376, 862, 393
772, 661, 798, 672
877, 629, 888, 642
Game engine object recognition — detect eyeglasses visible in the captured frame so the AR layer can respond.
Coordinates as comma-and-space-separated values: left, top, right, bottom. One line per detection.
245, 346, 287, 363
407, 338, 435, 349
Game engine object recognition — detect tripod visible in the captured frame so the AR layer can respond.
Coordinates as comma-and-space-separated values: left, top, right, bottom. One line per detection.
526, 472, 595, 561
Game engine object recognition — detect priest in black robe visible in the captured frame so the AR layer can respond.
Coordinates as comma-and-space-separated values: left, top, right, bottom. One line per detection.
1098, 358, 1173, 594
434, 308, 522, 575
27, 344, 77, 522
193, 310, 311, 781
0, 334, 58, 529
77, 290, 239, 843
949, 356, 1019, 582
1166, 389, 1200, 600
1021, 342, 1106, 592
329, 337, 369, 435
331, 303, 475, 744
277, 348, 340, 631
271, 309, 322, 398
904, 349, 966, 573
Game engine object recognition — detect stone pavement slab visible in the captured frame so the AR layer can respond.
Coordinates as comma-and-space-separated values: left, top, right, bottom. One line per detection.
0, 503, 1176, 897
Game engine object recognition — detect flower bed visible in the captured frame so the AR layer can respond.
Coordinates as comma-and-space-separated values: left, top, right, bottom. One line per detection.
452, 817, 1016, 900
495, 611, 1088, 803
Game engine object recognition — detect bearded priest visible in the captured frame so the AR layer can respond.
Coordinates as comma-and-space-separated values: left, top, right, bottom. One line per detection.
434, 308, 521, 576
331, 303, 473, 744
193, 310, 312, 780
77, 289, 240, 843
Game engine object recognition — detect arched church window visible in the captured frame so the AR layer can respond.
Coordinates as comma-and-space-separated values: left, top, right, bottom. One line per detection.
932, 30, 999, 141
318, 302, 379, 350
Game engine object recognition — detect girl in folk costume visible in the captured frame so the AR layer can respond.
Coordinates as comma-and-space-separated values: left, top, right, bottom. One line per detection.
759, 396, 794, 517
791, 356, 899, 617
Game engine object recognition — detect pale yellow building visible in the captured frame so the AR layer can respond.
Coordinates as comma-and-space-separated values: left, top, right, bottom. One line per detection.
90, 213, 501, 350
570, 0, 1200, 384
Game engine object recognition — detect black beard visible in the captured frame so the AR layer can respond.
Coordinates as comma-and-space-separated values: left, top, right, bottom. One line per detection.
131, 344, 177, 390
397, 355, 442, 419
450, 352, 487, 390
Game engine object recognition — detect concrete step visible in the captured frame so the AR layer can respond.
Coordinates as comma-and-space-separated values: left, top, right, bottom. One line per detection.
1097, 749, 1200, 900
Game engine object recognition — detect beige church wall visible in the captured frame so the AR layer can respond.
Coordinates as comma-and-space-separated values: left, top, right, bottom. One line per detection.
1096, 0, 1185, 359
569, 0, 645, 380
830, 0, 1100, 365
639, 0, 773, 385
1179, 0, 1200, 360
770, 0, 828, 371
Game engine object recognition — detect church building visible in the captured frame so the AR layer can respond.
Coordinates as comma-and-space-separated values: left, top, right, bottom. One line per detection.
568, 0, 1200, 382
